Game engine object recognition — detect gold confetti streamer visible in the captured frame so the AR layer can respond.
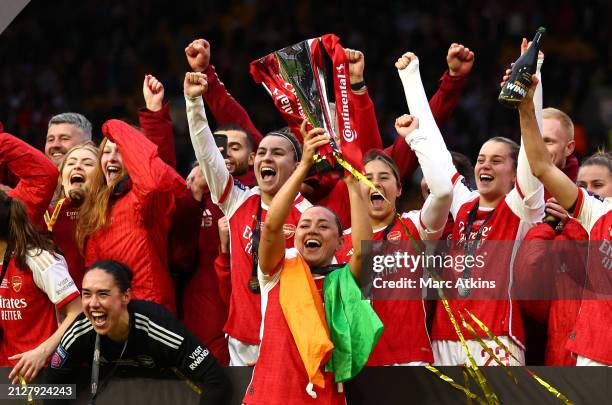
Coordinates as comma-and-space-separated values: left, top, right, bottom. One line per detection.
465, 310, 574, 405
438, 300, 499, 405
464, 367, 474, 405
459, 312, 519, 384
425, 365, 487, 405
17, 374, 35, 405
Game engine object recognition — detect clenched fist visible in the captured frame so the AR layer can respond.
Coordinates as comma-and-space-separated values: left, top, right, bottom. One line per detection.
447, 43, 474, 77
395, 52, 418, 70
185, 39, 211, 72
143, 74, 164, 112
184, 72, 208, 98
394, 114, 419, 138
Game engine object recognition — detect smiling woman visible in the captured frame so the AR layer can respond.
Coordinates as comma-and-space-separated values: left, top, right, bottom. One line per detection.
243, 126, 375, 404
47, 260, 229, 405
75, 120, 187, 312
44, 143, 100, 289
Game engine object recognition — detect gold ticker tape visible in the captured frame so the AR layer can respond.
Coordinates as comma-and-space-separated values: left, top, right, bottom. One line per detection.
459, 312, 519, 385
465, 310, 574, 405
438, 299, 499, 405
425, 365, 487, 405
17, 374, 35, 405
335, 149, 572, 405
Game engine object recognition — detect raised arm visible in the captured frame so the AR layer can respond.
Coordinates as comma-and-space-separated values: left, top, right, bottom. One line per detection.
396, 52, 476, 219
184, 72, 239, 211
395, 115, 452, 239
396, 53, 457, 179
0, 133, 58, 224
258, 124, 329, 275
344, 48, 383, 152
514, 40, 545, 209
346, 174, 372, 281
397, 53, 447, 151
386, 43, 472, 180
428, 43, 473, 124
185, 39, 264, 146
139, 74, 177, 168
516, 76, 578, 209
102, 120, 185, 196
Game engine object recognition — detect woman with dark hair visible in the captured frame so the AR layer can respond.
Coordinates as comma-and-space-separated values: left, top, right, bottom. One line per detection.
47, 260, 229, 404
577, 151, 612, 198
0, 190, 81, 383
398, 49, 545, 366
243, 128, 373, 404
75, 120, 186, 312
335, 109, 453, 366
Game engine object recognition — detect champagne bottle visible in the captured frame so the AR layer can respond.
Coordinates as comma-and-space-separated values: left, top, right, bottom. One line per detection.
498, 27, 546, 108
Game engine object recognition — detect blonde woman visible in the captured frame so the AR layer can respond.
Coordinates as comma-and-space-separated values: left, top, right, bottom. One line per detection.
46, 143, 98, 288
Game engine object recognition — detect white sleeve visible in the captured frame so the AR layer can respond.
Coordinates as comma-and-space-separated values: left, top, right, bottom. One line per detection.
534, 63, 544, 135
510, 68, 545, 222
397, 58, 448, 157
450, 175, 480, 220
28, 251, 78, 307
405, 129, 452, 238
185, 95, 250, 217
401, 210, 445, 241
258, 264, 282, 294
573, 189, 611, 233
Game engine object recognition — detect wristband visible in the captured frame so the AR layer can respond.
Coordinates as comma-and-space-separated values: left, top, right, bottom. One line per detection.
351, 80, 366, 91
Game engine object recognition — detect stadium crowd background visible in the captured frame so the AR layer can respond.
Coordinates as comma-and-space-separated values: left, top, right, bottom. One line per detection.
0, 0, 609, 211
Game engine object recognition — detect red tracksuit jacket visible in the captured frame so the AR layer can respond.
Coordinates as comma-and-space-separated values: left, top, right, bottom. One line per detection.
515, 220, 587, 365
84, 120, 185, 312
0, 132, 58, 223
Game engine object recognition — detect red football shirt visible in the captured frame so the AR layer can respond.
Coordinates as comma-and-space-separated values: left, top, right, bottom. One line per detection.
0, 251, 78, 365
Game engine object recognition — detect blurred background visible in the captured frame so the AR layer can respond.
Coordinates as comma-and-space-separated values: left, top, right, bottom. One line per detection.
0, 0, 610, 192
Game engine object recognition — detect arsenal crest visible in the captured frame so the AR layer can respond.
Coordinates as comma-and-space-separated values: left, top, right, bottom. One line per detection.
283, 224, 296, 239
11, 275, 23, 293
387, 230, 402, 241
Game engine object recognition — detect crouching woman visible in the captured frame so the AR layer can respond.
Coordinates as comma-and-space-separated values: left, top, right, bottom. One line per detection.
46, 260, 229, 404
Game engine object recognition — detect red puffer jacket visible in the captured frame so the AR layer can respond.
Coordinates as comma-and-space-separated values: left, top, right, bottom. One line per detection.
84, 120, 186, 312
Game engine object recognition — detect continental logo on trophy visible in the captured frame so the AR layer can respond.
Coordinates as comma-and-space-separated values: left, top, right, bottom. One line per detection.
250, 34, 363, 174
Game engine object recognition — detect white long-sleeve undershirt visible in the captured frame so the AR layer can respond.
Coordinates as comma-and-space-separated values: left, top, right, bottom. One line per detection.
397, 59, 454, 239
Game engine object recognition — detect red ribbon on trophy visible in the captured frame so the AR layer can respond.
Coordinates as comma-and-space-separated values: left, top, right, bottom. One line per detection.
250, 33, 363, 173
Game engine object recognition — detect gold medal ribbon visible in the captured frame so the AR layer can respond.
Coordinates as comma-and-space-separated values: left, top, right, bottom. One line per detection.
43, 198, 65, 232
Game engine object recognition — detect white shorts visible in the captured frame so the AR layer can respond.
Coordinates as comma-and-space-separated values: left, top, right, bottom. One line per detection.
228, 335, 259, 366
575, 355, 612, 366
432, 337, 525, 366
